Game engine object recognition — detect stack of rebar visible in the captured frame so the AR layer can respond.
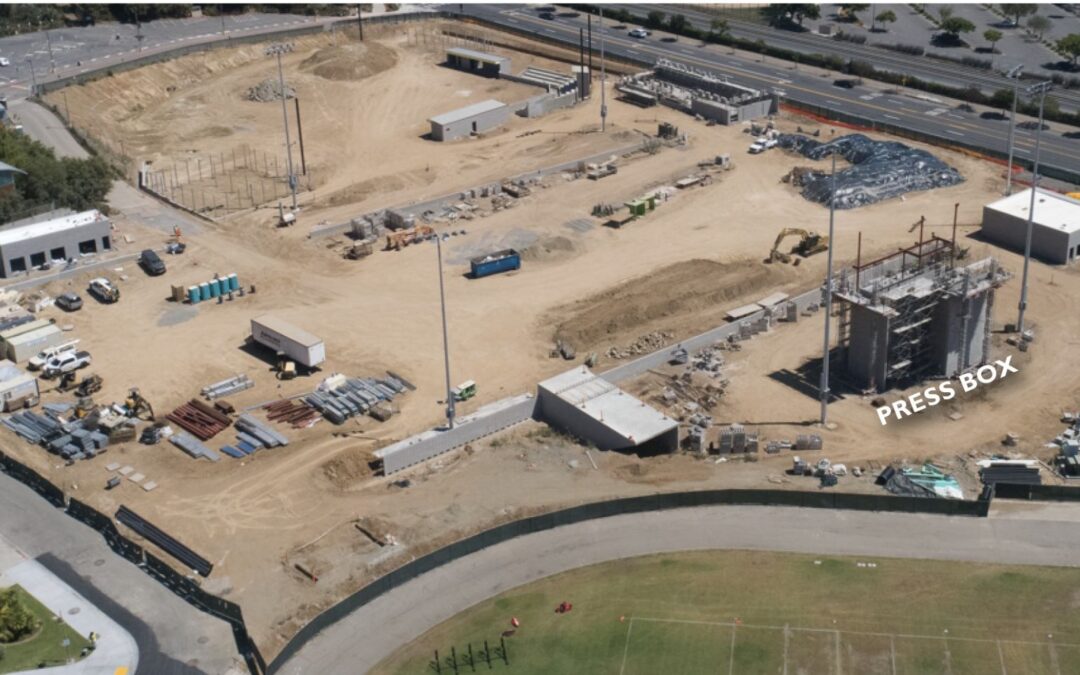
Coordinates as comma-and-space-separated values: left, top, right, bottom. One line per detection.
263, 399, 321, 429
166, 399, 232, 441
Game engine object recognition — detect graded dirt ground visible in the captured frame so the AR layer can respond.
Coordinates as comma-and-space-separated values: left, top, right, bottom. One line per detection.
12, 18, 1080, 659
372, 550, 1080, 675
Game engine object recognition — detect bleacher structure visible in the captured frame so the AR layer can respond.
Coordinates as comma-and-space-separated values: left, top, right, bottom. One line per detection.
832, 236, 1011, 392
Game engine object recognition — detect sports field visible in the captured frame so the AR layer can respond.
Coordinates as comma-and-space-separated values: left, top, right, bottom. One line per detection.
372, 550, 1080, 675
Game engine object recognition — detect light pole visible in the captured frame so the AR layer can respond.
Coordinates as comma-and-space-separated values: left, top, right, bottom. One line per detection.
820, 153, 838, 426
1016, 80, 1052, 335
600, 8, 607, 132
434, 235, 455, 429
1003, 64, 1023, 196
266, 43, 298, 210
45, 30, 55, 73
26, 56, 37, 96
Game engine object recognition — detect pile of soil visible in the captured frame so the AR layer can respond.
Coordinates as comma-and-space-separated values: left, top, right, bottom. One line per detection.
551, 258, 792, 351
246, 78, 295, 102
299, 42, 398, 81
521, 235, 577, 263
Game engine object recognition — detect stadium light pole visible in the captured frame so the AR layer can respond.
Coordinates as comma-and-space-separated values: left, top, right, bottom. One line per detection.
600, 7, 607, 132
1016, 80, 1052, 335
820, 153, 838, 426
1003, 64, 1023, 196
434, 235, 455, 429
25, 57, 37, 96
266, 43, 298, 210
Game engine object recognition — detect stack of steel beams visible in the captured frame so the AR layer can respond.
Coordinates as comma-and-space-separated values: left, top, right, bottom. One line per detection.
169, 431, 221, 462
116, 505, 213, 576
166, 399, 231, 440
2, 408, 112, 461
201, 374, 254, 401
263, 399, 321, 428
304, 376, 408, 425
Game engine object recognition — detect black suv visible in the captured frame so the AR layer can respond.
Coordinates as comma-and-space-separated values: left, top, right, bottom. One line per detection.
139, 249, 166, 276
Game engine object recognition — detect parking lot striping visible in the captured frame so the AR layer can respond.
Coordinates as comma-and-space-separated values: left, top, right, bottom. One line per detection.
946, 129, 965, 137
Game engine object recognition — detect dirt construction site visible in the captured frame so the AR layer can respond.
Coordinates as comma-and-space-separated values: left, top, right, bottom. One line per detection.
6, 16, 1078, 660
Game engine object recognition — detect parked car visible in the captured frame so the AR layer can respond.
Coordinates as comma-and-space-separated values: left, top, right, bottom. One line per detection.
139, 249, 166, 276
29, 341, 79, 371
55, 292, 83, 312
88, 277, 119, 303
628, 28, 650, 38
748, 138, 777, 154
43, 351, 92, 378
539, 11, 555, 20
0, 58, 10, 67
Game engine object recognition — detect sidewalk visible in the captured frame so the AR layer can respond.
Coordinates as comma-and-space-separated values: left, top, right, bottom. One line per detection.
0, 534, 138, 675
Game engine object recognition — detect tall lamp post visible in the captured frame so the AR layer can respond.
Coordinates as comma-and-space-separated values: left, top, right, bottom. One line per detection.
434, 235, 455, 429
265, 43, 298, 210
1003, 64, 1023, 196
600, 7, 607, 132
820, 153, 838, 426
1016, 80, 1052, 335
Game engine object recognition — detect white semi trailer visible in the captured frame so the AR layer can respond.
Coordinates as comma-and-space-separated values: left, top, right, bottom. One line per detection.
250, 315, 325, 369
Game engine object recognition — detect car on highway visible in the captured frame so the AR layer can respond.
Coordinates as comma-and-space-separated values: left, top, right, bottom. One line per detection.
0, 58, 9, 67
539, 11, 554, 20
55, 292, 83, 312
628, 28, 650, 38
833, 78, 860, 89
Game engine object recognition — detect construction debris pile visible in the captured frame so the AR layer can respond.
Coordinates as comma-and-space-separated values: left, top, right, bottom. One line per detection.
3, 404, 115, 461
606, 331, 675, 360
304, 372, 413, 425
246, 78, 295, 102
877, 463, 964, 499
777, 133, 964, 209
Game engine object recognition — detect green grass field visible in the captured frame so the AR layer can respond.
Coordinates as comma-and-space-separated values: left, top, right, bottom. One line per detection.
372, 551, 1080, 675
0, 585, 92, 674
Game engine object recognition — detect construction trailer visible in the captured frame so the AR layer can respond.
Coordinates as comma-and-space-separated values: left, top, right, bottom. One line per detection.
0, 359, 39, 411
981, 188, 1080, 264
536, 367, 679, 455
0, 209, 111, 277
445, 47, 510, 77
0, 319, 64, 363
428, 99, 509, 142
250, 315, 325, 369
832, 237, 1011, 392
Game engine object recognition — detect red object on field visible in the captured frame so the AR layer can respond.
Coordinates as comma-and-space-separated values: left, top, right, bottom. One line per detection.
511, 617, 520, 628
556, 601, 574, 614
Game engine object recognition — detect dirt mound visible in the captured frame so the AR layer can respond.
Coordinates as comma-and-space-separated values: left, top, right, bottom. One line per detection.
321, 447, 372, 489
551, 258, 792, 351
299, 42, 397, 82
521, 235, 577, 262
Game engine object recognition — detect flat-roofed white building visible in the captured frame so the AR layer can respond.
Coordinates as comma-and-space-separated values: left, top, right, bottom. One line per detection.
428, 99, 509, 142
0, 209, 111, 277
536, 367, 679, 455
981, 188, 1080, 264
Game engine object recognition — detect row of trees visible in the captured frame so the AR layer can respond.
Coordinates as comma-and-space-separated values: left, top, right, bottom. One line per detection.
0, 128, 113, 224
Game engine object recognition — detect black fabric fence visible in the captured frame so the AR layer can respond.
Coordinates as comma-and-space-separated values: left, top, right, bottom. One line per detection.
994, 482, 1080, 501
267, 486, 991, 672
1, 450, 265, 674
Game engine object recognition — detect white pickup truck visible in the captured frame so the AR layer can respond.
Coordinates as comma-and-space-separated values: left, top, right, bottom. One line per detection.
28, 340, 80, 371
748, 138, 778, 154
42, 351, 92, 378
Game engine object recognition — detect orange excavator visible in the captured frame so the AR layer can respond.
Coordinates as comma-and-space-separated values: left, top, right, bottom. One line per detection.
385, 225, 435, 251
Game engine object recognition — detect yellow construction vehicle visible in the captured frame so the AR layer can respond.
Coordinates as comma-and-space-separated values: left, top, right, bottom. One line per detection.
1067, 192, 1080, 201
124, 388, 155, 421
767, 228, 829, 264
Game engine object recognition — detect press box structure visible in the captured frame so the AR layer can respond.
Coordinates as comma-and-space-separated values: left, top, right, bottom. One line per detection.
536, 367, 678, 455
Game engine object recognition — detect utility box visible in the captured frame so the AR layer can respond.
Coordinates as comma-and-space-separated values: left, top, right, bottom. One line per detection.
470, 249, 521, 279
250, 315, 325, 369
0, 359, 39, 411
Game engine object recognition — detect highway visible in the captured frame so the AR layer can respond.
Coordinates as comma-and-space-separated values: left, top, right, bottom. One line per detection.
461, 5, 1080, 185
606, 3, 1080, 114
275, 503, 1080, 673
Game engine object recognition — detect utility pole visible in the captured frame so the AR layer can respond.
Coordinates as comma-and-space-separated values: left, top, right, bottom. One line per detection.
820, 153, 838, 426
578, 28, 585, 101
266, 43, 298, 210
600, 8, 607, 132
26, 57, 37, 96
1004, 65, 1023, 196
294, 97, 307, 175
45, 30, 55, 73
356, 4, 364, 41
435, 236, 455, 429
587, 15, 593, 81
1016, 81, 1052, 334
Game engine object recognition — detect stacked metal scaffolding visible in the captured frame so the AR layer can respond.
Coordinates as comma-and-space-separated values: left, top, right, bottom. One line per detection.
832, 236, 1011, 392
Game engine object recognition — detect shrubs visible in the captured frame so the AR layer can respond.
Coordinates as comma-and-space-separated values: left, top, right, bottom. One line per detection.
0, 588, 39, 644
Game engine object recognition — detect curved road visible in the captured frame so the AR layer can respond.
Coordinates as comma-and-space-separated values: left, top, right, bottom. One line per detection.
277, 503, 1080, 674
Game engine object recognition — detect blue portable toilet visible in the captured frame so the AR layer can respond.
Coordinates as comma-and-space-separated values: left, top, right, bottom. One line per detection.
208, 278, 221, 298
188, 285, 201, 304
199, 282, 210, 300
228, 273, 239, 292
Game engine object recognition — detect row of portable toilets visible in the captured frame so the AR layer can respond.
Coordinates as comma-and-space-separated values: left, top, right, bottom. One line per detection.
187, 274, 240, 304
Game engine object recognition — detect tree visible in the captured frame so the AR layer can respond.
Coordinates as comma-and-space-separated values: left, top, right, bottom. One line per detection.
875, 9, 897, 32
762, 4, 820, 27
1058, 33, 1080, 66
0, 589, 39, 644
991, 88, 1015, 108
940, 16, 975, 38
1027, 15, 1051, 40
938, 6, 953, 22
999, 3, 1037, 27
645, 10, 665, 29
984, 28, 1003, 52
667, 13, 689, 34
839, 4, 869, 21
710, 18, 730, 40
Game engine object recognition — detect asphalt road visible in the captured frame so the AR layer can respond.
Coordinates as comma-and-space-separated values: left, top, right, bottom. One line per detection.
0, 471, 242, 674
275, 503, 1080, 674
462, 5, 1080, 184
